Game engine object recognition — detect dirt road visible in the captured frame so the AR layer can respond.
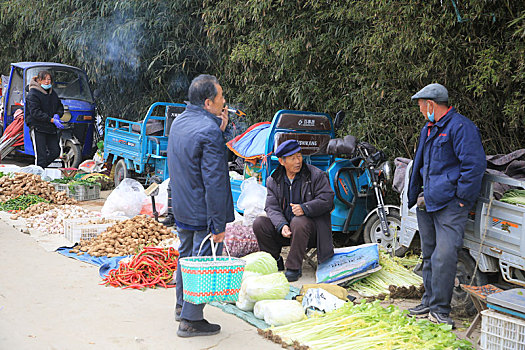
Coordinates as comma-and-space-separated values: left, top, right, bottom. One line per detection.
0, 219, 280, 350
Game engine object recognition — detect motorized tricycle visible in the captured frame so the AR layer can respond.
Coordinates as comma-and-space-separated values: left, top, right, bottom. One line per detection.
1, 62, 97, 167
228, 109, 401, 253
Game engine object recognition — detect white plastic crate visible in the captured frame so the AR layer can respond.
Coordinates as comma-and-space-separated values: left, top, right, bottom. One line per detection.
68, 184, 101, 201
64, 216, 127, 243
481, 309, 525, 350
52, 183, 69, 193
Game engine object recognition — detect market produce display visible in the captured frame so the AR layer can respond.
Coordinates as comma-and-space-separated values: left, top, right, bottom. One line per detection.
71, 215, 176, 257
350, 251, 423, 298
10, 202, 60, 220
235, 252, 287, 311
26, 205, 97, 235
260, 301, 473, 350
224, 222, 259, 257
500, 189, 525, 205
0, 173, 75, 204
102, 247, 179, 290
0, 194, 49, 212
254, 300, 306, 326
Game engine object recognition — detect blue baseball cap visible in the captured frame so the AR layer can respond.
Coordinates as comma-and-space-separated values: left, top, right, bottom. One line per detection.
275, 140, 301, 158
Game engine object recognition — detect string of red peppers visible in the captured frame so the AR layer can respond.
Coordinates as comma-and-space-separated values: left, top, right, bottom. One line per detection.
101, 247, 179, 290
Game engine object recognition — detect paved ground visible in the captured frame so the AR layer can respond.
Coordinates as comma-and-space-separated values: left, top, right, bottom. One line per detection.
0, 219, 281, 350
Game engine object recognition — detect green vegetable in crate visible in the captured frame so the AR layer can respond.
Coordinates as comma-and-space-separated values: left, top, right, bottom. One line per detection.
51, 177, 75, 184
0, 195, 49, 212
500, 189, 525, 205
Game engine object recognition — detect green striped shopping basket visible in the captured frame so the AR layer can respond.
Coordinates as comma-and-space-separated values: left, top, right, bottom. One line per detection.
180, 234, 246, 304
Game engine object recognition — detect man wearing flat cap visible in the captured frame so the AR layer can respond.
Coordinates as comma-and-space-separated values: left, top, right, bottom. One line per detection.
407, 83, 486, 327
253, 140, 335, 282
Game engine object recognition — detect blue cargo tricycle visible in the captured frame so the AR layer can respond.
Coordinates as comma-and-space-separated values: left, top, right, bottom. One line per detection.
103, 102, 186, 186
1, 62, 97, 167
229, 110, 403, 254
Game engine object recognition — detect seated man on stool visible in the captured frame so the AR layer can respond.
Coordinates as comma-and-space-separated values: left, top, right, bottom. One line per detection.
253, 140, 335, 282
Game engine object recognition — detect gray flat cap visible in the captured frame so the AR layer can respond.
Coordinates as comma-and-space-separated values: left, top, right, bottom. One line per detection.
411, 83, 448, 102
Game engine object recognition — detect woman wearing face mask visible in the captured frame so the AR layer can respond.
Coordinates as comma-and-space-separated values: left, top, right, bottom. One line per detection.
26, 70, 65, 169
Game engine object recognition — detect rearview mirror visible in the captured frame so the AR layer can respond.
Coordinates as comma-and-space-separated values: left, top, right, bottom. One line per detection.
334, 110, 346, 130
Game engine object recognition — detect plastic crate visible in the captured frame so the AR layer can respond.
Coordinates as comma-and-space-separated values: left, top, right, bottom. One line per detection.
52, 183, 69, 193
63, 216, 127, 243
68, 184, 101, 201
481, 309, 525, 350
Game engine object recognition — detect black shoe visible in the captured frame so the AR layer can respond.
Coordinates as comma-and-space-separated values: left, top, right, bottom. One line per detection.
161, 214, 175, 227
284, 269, 302, 282
276, 256, 284, 271
408, 303, 430, 316
177, 319, 221, 338
429, 311, 455, 328
174, 304, 182, 322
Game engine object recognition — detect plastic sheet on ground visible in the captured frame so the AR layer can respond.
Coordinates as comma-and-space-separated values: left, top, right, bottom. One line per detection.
56, 246, 131, 276
209, 286, 300, 329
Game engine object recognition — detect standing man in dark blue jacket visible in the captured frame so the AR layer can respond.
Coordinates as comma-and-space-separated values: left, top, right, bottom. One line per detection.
168, 74, 234, 338
407, 83, 486, 327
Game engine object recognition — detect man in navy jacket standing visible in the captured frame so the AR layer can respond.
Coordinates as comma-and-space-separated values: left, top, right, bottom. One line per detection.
168, 74, 234, 337
407, 83, 486, 327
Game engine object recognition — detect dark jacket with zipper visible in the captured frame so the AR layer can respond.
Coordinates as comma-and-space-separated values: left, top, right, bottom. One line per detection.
167, 103, 235, 234
265, 162, 335, 263
26, 77, 64, 134
407, 107, 486, 211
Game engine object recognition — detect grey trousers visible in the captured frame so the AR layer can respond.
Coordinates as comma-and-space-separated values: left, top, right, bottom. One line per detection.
175, 229, 223, 321
416, 198, 469, 314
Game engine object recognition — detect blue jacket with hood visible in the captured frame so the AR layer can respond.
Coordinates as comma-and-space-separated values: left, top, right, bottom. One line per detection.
407, 107, 486, 212
167, 103, 234, 234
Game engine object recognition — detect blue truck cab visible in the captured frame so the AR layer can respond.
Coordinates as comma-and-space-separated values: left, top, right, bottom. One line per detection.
104, 102, 186, 186
1, 62, 96, 167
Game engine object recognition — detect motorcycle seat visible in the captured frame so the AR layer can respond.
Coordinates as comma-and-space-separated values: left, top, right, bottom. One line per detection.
327, 135, 357, 156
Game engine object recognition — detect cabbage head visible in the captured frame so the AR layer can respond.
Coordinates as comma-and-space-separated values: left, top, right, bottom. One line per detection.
245, 272, 289, 302
241, 252, 278, 275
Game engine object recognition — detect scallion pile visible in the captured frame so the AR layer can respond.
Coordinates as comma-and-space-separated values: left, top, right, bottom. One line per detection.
349, 251, 423, 297
500, 189, 525, 206
260, 301, 472, 350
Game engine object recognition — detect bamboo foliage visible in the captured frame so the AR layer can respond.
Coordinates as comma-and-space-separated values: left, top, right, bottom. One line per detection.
0, 0, 523, 158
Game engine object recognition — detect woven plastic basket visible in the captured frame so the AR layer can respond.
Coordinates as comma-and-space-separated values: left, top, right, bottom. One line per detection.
180, 234, 246, 304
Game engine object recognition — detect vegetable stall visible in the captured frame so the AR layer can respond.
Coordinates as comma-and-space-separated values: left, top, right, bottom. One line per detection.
0, 167, 475, 349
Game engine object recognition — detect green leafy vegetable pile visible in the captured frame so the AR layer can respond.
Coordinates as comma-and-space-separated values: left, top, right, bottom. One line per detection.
260, 301, 472, 350
500, 189, 525, 206
350, 251, 423, 298
0, 195, 49, 212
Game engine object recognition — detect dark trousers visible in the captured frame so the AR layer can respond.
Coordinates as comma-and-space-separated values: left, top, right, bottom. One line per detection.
253, 215, 316, 270
416, 199, 469, 314
175, 229, 223, 321
31, 130, 60, 169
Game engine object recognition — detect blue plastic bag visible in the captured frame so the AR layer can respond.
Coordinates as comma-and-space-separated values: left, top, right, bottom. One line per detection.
316, 243, 380, 284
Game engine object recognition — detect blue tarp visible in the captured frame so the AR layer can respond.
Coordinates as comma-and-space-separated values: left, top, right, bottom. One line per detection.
56, 247, 131, 278
209, 286, 300, 329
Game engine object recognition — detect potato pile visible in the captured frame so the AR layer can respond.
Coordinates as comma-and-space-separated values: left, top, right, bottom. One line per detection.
0, 173, 76, 205
10, 202, 60, 220
71, 215, 176, 257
